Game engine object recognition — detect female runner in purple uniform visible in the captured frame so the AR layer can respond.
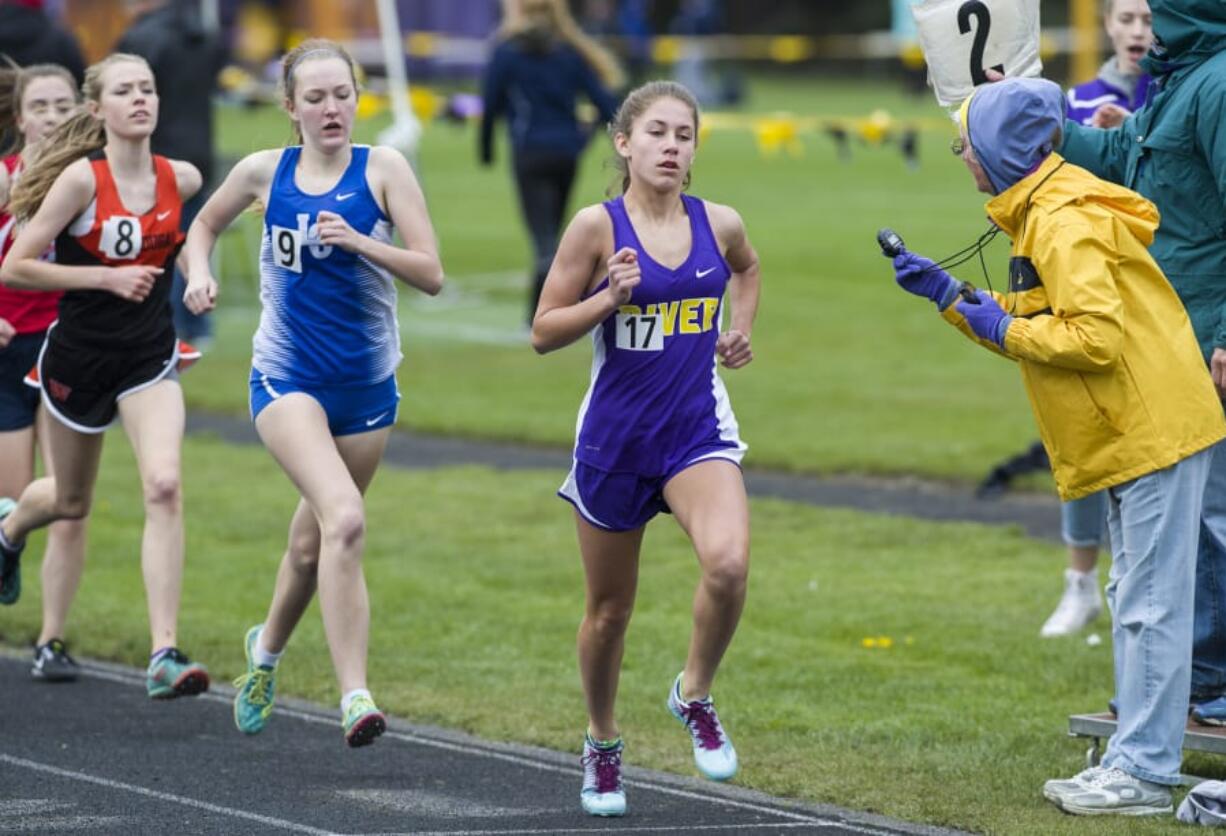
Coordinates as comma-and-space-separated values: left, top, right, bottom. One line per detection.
532, 80, 761, 817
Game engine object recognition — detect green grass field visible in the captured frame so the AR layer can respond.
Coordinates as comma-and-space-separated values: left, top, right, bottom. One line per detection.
190, 76, 1038, 482
2, 434, 1209, 835
2, 76, 1189, 834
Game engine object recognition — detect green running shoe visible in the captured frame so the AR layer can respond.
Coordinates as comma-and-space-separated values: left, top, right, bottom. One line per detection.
146, 648, 210, 699
342, 694, 386, 748
233, 625, 276, 735
0, 498, 24, 606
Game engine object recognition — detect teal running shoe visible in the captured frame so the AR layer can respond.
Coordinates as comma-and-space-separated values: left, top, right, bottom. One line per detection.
342, 694, 386, 748
0, 498, 24, 606
146, 648, 210, 699
233, 625, 276, 735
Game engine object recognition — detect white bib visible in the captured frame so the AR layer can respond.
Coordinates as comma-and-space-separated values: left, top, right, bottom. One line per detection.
911, 0, 1042, 108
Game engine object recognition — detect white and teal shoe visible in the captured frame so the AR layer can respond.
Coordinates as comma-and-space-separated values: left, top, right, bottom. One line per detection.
233, 625, 277, 734
580, 733, 626, 817
667, 673, 738, 781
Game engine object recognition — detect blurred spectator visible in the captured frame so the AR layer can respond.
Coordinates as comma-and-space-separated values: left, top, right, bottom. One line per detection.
481, 0, 622, 325
1061, 0, 1226, 726
118, 0, 225, 346
1066, 0, 1153, 127
669, 0, 743, 108
0, 0, 85, 85
580, 0, 651, 85
1032, 0, 1156, 641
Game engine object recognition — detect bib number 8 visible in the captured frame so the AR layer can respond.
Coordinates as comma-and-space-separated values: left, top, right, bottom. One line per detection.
100, 216, 143, 261
615, 312, 664, 352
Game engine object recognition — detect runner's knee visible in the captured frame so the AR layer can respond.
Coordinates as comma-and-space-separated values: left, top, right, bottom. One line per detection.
320, 499, 365, 551
585, 598, 634, 639
143, 470, 181, 510
287, 527, 322, 572
698, 546, 748, 597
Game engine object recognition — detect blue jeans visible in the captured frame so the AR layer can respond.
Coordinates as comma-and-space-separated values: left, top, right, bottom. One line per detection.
1193, 439, 1226, 698
1061, 491, 1105, 548
1102, 448, 1211, 785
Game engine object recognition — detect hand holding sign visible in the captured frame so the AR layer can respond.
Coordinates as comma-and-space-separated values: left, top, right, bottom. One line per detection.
911, 0, 1041, 108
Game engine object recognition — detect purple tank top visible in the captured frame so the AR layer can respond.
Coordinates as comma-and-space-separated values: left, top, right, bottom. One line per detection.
572, 194, 745, 476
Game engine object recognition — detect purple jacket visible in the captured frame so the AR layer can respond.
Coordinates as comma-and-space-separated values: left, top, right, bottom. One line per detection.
1066, 61, 1153, 125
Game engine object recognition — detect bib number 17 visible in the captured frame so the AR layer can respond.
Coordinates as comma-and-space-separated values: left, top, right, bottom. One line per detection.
615, 311, 663, 351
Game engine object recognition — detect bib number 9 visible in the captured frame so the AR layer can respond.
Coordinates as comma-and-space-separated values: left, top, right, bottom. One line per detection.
271, 225, 303, 274
100, 216, 143, 261
615, 312, 664, 352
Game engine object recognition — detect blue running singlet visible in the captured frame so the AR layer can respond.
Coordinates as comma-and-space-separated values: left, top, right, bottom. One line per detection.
255, 145, 400, 386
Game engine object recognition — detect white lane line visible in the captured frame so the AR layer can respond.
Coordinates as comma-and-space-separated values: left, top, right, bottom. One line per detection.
72, 664, 887, 834
368, 824, 823, 835
0, 754, 338, 836
0, 815, 126, 833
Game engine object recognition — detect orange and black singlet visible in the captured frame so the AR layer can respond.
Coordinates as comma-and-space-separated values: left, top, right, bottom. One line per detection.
52, 149, 183, 351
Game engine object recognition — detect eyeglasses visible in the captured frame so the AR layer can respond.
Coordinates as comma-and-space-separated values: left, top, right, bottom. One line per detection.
950, 137, 966, 157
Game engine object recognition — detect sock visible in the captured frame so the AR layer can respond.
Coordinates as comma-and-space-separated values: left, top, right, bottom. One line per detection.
253, 629, 284, 669
586, 730, 622, 750
0, 521, 23, 551
341, 688, 372, 715
150, 646, 176, 664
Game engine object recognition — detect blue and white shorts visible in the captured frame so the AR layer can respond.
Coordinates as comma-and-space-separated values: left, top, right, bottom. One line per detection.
249, 368, 399, 437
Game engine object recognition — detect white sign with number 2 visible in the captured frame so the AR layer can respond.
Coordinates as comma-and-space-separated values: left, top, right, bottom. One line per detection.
911, 0, 1042, 109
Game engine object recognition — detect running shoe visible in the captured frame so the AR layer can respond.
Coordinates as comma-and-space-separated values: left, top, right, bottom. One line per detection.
31, 638, 79, 682
666, 672, 738, 781
1039, 569, 1102, 637
1043, 766, 1172, 816
580, 734, 626, 817
0, 498, 23, 605
146, 648, 210, 699
176, 340, 202, 373
233, 625, 276, 734
342, 694, 386, 747
1193, 694, 1226, 726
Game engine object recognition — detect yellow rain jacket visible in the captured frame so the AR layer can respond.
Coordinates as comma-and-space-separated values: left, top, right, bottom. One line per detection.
942, 153, 1226, 500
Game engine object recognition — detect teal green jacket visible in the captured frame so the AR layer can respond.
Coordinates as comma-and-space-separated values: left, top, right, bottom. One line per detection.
1060, 0, 1226, 360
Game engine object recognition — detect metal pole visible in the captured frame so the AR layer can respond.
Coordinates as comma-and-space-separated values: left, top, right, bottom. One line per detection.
1070, 0, 1101, 85
374, 0, 423, 157
200, 0, 219, 34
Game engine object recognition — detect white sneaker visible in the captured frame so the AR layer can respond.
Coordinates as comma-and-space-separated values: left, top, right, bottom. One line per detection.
1043, 766, 1172, 816
580, 734, 626, 817
1040, 569, 1102, 637
666, 673, 738, 781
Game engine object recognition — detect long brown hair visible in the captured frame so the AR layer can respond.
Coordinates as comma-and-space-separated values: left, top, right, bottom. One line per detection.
8, 53, 150, 221
608, 81, 701, 195
279, 38, 360, 144
498, 0, 624, 91
0, 58, 79, 157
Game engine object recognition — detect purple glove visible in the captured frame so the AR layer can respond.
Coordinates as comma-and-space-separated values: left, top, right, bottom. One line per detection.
892, 253, 960, 309
957, 290, 1013, 347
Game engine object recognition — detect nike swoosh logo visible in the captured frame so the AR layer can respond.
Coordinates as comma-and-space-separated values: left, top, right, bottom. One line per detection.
156, 211, 172, 221
337, 192, 356, 201
696, 267, 717, 278
365, 411, 389, 427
